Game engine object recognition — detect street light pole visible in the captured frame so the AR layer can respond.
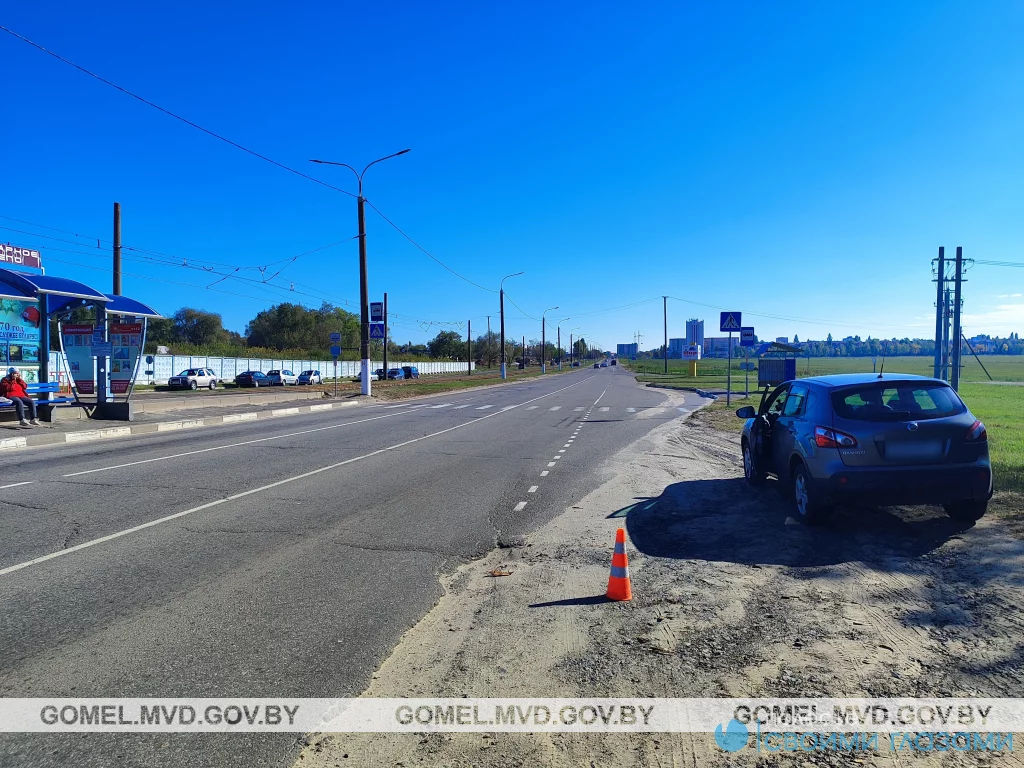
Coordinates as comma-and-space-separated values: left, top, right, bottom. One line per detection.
557, 317, 570, 371
499, 272, 524, 380
570, 326, 580, 368
310, 149, 410, 396
541, 306, 558, 374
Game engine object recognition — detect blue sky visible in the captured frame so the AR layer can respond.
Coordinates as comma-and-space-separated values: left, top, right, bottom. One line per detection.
2, 2, 1023, 351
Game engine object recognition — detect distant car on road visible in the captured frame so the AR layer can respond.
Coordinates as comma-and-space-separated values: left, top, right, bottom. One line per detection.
600, 361, 609, 368
298, 370, 322, 385
593, 363, 601, 369
234, 370, 269, 388
401, 366, 420, 379
168, 368, 218, 390
265, 369, 298, 386
610, 359, 617, 366
736, 373, 992, 525
571, 362, 581, 368
387, 368, 405, 380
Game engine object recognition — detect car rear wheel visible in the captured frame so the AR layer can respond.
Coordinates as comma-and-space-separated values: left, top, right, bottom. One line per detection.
943, 500, 987, 522
792, 461, 830, 525
742, 440, 765, 486
189, 380, 198, 391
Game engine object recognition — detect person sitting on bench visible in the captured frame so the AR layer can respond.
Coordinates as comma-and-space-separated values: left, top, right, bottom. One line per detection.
0, 367, 40, 426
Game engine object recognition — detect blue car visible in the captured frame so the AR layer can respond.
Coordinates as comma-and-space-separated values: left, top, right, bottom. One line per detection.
387, 368, 405, 380
401, 366, 420, 379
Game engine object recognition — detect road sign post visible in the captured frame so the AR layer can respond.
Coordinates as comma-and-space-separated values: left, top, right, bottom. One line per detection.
720, 312, 742, 406
739, 327, 755, 399
329, 342, 342, 397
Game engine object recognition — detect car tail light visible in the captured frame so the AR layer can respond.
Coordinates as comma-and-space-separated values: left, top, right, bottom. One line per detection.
965, 420, 987, 442
815, 426, 857, 448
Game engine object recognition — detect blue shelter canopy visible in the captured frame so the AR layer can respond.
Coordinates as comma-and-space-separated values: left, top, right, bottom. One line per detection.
103, 294, 161, 318
0, 268, 161, 318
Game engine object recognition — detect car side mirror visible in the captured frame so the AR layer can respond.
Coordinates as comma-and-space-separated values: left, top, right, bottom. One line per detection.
735, 406, 756, 419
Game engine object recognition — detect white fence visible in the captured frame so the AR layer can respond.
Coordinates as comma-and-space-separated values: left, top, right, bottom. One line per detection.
47, 352, 473, 385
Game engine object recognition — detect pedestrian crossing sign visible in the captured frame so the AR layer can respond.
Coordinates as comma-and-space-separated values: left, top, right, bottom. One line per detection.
720, 312, 742, 332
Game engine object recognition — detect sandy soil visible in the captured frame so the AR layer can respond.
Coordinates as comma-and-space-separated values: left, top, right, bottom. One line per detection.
296, 396, 1024, 768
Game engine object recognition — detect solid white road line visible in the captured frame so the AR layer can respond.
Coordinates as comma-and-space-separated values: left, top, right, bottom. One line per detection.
0, 481, 33, 490
6, 373, 601, 577
514, 501, 528, 512
540, 470, 549, 476
594, 388, 608, 405
528, 486, 538, 493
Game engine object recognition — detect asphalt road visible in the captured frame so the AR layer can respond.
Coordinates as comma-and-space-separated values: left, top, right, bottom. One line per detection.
0, 367, 705, 768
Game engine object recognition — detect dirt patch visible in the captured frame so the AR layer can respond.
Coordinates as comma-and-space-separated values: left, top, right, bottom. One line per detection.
296, 408, 1024, 767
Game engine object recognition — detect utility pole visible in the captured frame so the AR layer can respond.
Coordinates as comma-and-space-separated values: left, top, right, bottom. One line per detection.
933, 247, 945, 379
487, 316, 492, 369
663, 296, 668, 374
467, 319, 472, 376
112, 202, 122, 296
382, 292, 388, 379
942, 287, 951, 381
523, 335, 526, 369
951, 246, 964, 392
499, 272, 523, 379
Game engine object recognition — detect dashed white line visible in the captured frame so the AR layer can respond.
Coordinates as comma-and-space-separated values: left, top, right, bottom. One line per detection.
514, 501, 528, 512
626, 407, 636, 413
475, 405, 494, 410
549, 406, 561, 411
599, 406, 610, 412
573, 407, 584, 412
558, 449, 566, 453
547, 462, 556, 467
454, 405, 471, 409
0, 481, 33, 490
540, 470, 550, 476
430, 403, 453, 409
552, 456, 561, 460
528, 486, 538, 493
563, 444, 571, 448
526, 406, 539, 410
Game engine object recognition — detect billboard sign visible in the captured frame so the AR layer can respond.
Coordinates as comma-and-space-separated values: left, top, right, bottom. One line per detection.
0, 244, 42, 270
62, 324, 95, 395
682, 344, 702, 360
0, 298, 42, 382
740, 327, 756, 347
109, 322, 143, 395
370, 303, 384, 323
719, 312, 742, 332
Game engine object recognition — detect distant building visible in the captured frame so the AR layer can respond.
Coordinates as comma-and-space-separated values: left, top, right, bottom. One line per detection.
703, 336, 740, 358
616, 343, 639, 358
686, 318, 704, 348
668, 338, 686, 358
775, 337, 789, 344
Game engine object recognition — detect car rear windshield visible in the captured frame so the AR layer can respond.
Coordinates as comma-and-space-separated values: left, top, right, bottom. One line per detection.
831, 382, 964, 421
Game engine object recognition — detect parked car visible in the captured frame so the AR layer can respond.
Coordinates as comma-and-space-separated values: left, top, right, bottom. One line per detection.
387, 368, 405, 380
298, 370, 322, 385
265, 369, 298, 386
736, 373, 992, 525
401, 366, 420, 379
593, 362, 601, 369
571, 362, 581, 368
234, 370, 269, 388
168, 368, 218, 390
355, 368, 383, 382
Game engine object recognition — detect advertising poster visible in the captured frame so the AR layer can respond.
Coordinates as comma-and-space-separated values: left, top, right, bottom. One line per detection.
0, 298, 42, 383
62, 324, 95, 395
109, 322, 143, 395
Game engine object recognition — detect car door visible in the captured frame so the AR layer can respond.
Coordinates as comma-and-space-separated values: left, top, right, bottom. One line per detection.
755, 383, 790, 473
771, 384, 809, 478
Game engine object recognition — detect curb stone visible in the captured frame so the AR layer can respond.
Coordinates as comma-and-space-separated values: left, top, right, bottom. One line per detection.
0, 401, 359, 452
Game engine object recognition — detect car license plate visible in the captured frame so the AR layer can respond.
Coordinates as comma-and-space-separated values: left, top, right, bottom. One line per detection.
886, 441, 943, 460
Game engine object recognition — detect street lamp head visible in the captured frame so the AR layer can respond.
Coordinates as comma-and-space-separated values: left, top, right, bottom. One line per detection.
397, 149, 411, 155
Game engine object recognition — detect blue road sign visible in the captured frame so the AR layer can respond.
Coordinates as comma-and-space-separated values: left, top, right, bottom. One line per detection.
740, 326, 756, 346
720, 311, 742, 332
329, 345, 341, 358
369, 323, 386, 339
330, 332, 342, 343
370, 302, 384, 323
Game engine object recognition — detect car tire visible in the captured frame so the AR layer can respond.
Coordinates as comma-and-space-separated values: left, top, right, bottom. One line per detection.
943, 500, 987, 522
190, 380, 198, 391
742, 440, 765, 486
791, 461, 830, 525
209, 380, 216, 390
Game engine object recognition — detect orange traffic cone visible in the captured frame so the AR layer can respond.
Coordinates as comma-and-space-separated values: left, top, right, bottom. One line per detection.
606, 528, 632, 601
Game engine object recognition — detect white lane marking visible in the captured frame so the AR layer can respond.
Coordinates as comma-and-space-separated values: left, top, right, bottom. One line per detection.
549, 406, 561, 411
558, 449, 566, 453
500, 405, 517, 411
385, 403, 411, 409
12, 374, 601, 576
626, 407, 636, 413
563, 444, 571, 448
594, 388, 608, 406
547, 462, 556, 467
475, 405, 494, 410
0, 481, 33, 490
528, 486, 538, 493
573, 407, 584, 412
526, 406, 539, 410
430, 403, 453, 409
599, 407, 610, 412
540, 470, 549, 476
513, 501, 528, 512
63, 408, 435, 478
552, 456, 561, 460
454, 405, 471, 409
